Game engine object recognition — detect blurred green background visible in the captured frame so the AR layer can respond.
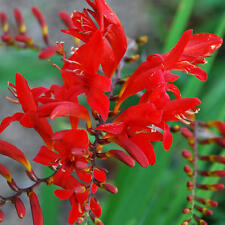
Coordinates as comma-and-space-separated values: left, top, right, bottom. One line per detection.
0, 0, 225, 224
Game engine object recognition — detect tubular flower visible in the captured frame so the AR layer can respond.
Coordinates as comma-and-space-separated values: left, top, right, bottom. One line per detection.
62, 0, 127, 77
115, 29, 222, 112
0, 73, 53, 148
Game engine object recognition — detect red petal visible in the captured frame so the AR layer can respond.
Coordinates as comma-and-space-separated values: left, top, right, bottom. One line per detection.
14, 197, 26, 219
163, 123, 173, 151
130, 135, 156, 165
50, 102, 90, 124
0, 163, 12, 181
38, 45, 59, 59
33, 145, 59, 166
0, 140, 32, 172
0, 112, 23, 133
163, 98, 201, 121
16, 73, 37, 112
90, 197, 101, 218
184, 33, 223, 57
86, 89, 109, 121
54, 189, 73, 200
164, 29, 193, 69
107, 149, 135, 167
166, 83, 181, 99
115, 135, 149, 168
68, 201, 79, 225
94, 168, 107, 182
28, 191, 43, 225
96, 122, 125, 134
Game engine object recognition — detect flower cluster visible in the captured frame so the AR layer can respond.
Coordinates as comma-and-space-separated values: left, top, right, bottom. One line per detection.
0, 0, 223, 224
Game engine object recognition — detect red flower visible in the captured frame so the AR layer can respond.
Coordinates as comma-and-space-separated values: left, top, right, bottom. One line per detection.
0, 73, 53, 148
115, 30, 222, 112
62, 0, 127, 77
62, 30, 111, 121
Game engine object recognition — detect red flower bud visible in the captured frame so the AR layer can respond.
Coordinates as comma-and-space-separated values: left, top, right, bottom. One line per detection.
187, 195, 193, 202
0, 209, 4, 223
199, 155, 225, 164
196, 183, 224, 191
38, 44, 59, 59
182, 218, 191, 225
59, 11, 74, 29
13, 197, 26, 219
184, 165, 193, 177
28, 191, 43, 225
187, 181, 194, 190
182, 150, 193, 163
183, 208, 191, 214
15, 35, 33, 46
194, 205, 213, 216
193, 214, 208, 225
195, 196, 218, 208
32, 7, 49, 45
198, 170, 225, 177
0, 12, 8, 32
99, 183, 118, 194
14, 8, 26, 34
0, 163, 12, 182
1, 34, 14, 44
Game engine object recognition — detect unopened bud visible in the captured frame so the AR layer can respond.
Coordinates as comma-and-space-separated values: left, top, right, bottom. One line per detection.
194, 205, 213, 216
187, 181, 194, 190
0, 209, 4, 223
32, 7, 49, 45
1, 34, 14, 44
75, 161, 89, 170
26, 170, 38, 182
0, 12, 8, 33
195, 196, 218, 208
198, 170, 225, 177
182, 219, 191, 225
187, 196, 193, 202
170, 125, 180, 132
59, 11, 74, 29
124, 54, 140, 63
193, 214, 208, 225
99, 183, 118, 194
196, 183, 224, 191
14, 8, 26, 34
15, 35, 33, 46
13, 197, 26, 219
184, 165, 193, 177
199, 155, 225, 164
136, 35, 148, 44
182, 150, 193, 163
183, 208, 191, 214
71, 147, 87, 156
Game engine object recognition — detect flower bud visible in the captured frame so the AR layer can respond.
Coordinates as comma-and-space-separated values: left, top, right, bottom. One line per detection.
182, 218, 191, 225
194, 205, 213, 216
196, 183, 224, 191
28, 191, 43, 225
124, 54, 140, 63
59, 11, 74, 29
0, 209, 4, 223
99, 182, 118, 194
183, 208, 191, 214
32, 7, 49, 45
199, 155, 225, 164
15, 35, 33, 46
195, 196, 218, 208
14, 8, 26, 34
198, 170, 225, 177
187, 181, 194, 190
13, 197, 26, 219
193, 214, 207, 225
182, 150, 193, 163
0, 12, 8, 33
136, 35, 148, 44
184, 165, 193, 177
